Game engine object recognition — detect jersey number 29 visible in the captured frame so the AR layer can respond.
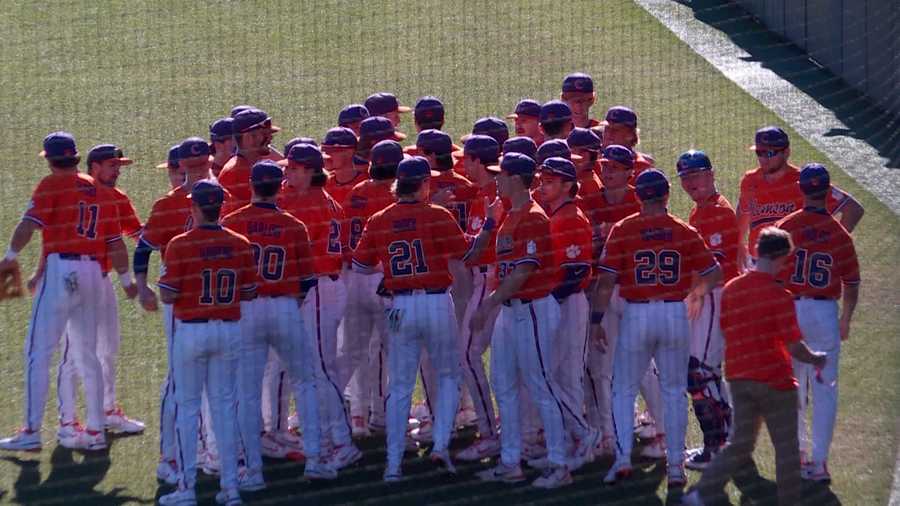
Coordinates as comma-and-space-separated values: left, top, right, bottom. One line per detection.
634, 249, 680, 286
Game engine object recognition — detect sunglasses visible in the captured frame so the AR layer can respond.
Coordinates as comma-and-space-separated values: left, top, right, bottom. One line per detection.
755, 148, 784, 158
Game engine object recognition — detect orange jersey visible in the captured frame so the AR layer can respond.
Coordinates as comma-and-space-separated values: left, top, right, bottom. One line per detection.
221, 203, 315, 298
217, 155, 253, 209
738, 164, 852, 256
494, 201, 556, 300
599, 213, 718, 301
97, 187, 142, 273
158, 225, 258, 321
326, 169, 367, 209
343, 179, 395, 250
689, 193, 740, 282
630, 152, 654, 183
353, 201, 470, 291
141, 184, 236, 259
23, 172, 122, 258
277, 185, 346, 276
549, 201, 593, 291
466, 181, 506, 267
430, 170, 478, 231
776, 208, 860, 299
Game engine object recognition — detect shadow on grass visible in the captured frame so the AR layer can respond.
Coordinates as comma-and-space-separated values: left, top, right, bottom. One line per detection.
3, 437, 149, 505
682, 0, 900, 170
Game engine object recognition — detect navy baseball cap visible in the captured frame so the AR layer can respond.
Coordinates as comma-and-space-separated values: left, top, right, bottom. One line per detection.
251, 160, 284, 183
338, 104, 370, 126
600, 144, 635, 169
157, 144, 181, 169
416, 129, 453, 155
635, 169, 670, 201
490, 152, 537, 176
359, 116, 406, 142
541, 157, 577, 181
396, 156, 439, 181
751, 126, 790, 149
463, 117, 509, 145
40, 131, 78, 159
562, 72, 594, 93
284, 137, 317, 158
799, 163, 831, 195
230, 104, 254, 117
322, 127, 358, 150
502, 136, 538, 159
605, 106, 638, 128
365, 92, 410, 116
506, 99, 541, 119
178, 137, 211, 161
370, 140, 404, 168
537, 139, 582, 163
189, 179, 225, 207
233, 108, 281, 134
567, 127, 601, 151
676, 150, 713, 177
463, 135, 500, 163
414, 96, 445, 125
284, 143, 328, 169
87, 144, 133, 165
539, 100, 572, 124
209, 117, 234, 142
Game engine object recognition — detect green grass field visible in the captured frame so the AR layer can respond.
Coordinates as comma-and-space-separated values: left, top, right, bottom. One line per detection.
0, 1, 898, 504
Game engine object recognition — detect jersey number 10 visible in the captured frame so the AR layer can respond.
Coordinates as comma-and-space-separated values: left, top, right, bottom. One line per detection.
199, 269, 237, 305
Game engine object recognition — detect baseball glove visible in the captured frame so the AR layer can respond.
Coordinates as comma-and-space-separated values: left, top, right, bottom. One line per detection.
0, 261, 24, 301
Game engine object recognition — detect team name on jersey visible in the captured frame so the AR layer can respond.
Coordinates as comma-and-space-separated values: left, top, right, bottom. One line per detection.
800, 226, 831, 245
247, 221, 283, 238
202, 245, 234, 260
349, 196, 367, 209
76, 180, 97, 197
497, 235, 514, 255
392, 218, 417, 233
746, 199, 795, 217
640, 227, 673, 242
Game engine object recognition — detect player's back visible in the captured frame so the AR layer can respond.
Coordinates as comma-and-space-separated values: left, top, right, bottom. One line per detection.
141, 186, 192, 258
278, 185, 345, 276
344, 179, 395, 250
431, 170, 477, 230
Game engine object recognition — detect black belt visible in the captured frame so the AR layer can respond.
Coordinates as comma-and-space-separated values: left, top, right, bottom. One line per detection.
323, 274, 339, 282
626, 299, 682, 304
58, 253, 98, 262
393, 287, 448, 296
794, 296, 834, 301
503, 298, 533, 306
478, 265, 489, 274
181, 318, 239, 324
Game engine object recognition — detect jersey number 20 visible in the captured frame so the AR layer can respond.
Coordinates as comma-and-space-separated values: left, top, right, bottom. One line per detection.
389, 239, 429, 277
634, 249, 680, 286
250, 243, 286, 281
199, 269, 237, 305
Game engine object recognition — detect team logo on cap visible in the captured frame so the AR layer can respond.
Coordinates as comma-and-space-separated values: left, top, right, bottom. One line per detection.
190, 143, 204, 155
574, 79, 587, 91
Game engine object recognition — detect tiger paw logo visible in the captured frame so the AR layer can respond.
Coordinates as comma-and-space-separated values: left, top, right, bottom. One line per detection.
470, 216, 484, 231
709, 233, 722, 247
566, 244, 581, 259
526, 240, 537, 255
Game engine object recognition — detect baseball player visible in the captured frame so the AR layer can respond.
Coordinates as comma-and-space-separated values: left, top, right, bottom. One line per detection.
566, 127, 603, 198
452, 117, 511, 177
338, 140, 403, 437
531, 138, 581, 209
737, 126, 864, 269
560, 72, 600, 129
229, 105, 284, 162
471, 153, 572, 489
502, 135, 539, 159
776, 163, 860, 483
135, 137, 233, 484
277, 143, 362, 470
156, 179, 258, 506
0, 132, 132, 452
537, 157, 601, 470
338, 104, 370, 136
506, 99, 545, 146
56, 144, 145, 438
364, 92, 411, 129
222, 160, 337, 488
538, 100, 575, 142
209, 118, 236, 178
356, 116, 407, 163
219, 108, 282, 209
598, 106, 654, 182
353, 156, 484, 481
323, 127, 365, 207
592, 169, 722, 488
676, 150, 740, 470
157, 145, 187, 189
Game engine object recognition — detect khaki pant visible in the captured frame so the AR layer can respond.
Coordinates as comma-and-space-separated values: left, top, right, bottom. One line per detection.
694, 380, 802, 506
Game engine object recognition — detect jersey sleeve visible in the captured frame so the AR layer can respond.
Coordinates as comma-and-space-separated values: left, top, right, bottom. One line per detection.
157, 239, 183, 293
834, 228, 861, 285
117, 196, 143, 238
826, 185, 853, 215
597, 222, 627, 275
686, 227, 719, 276
140, 199, 169, 250
238, 238, 260, 295
736, 173, 754, 216
352, 216, 381, 272
22, 178, 55, 227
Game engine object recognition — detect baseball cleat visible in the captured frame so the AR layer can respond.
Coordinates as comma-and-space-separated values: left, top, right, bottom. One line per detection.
260, 432, 292, 459
157, 459, 180, 486
158, 487, 197, 506
571, 428, 601, 470
801, 461, 831, 483
430, 448, 457, 474
214, 487, 242, 505
105, 407, 145, 434
455, 406, 478, 429
57, 420, 84, 442
476, 462, 527, 483
594, 436, 616, 458
0, 428, 41, 452
685, 446, 717, 471
404, 435, 419, 453
409, 420, 433, 443
455, 437, 500, 461
532, 464, 573, 489
351, 416, 370, 438
639, 434, 666, 460
59, 428, 107, 451
667, 463, 687, 489
328, 444, 363, 470
273, 429, 301, 449
303, 458, 337, 480
603, 460, 633, 485
383, 464, 403, 482
237, 467, 266, 492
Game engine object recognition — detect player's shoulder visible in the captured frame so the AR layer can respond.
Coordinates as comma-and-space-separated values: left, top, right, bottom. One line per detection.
739, 166, 763, 185
221, 225, 252, 246
221, 203, 254, 224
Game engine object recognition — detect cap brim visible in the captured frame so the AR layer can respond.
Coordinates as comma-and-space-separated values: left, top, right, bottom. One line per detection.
114, 157, 134, 166
156, 161, 171, 169
393, 131, 408, 141
321, 144, 356, 151
485, 164, 502, 174
277, 159, 289, 166
506, 113, 519, 119
459, 133, 473, 143
397, 106, 412, 113
570, 153, 584, 162
38, 150, 80, 158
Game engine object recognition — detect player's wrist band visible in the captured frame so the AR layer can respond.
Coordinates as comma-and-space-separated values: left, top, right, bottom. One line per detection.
483, 217, 497, 232
3, 248, 17, 262
591, 311, 604, 324
118, 271, 134, 288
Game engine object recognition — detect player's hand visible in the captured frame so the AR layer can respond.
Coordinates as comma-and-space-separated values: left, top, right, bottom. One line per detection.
590, 323, 608, 353
685, 291, 704, 320
736, 244, 749, 274
27, 273, 40, 296
123, 283, 138, 300
839, 317, 851, 341
138, 285, 159, 312
811, 351, 827, 370
431, 187, 455, 207
486, 195, 504, 223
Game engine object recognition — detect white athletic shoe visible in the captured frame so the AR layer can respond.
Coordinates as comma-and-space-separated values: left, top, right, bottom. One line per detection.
532, 464, 573, 489
260, 432, 291, 459
328, 444, 363, 470
522, 440, 548, 460
237, 466, 266, 492
157, 459, 180, 486
59, 428, 107, 451
430, 448, 457, 474
214, 487, 242, 505
351, 416, 370, 438
57, 421, 84, 442
667, 462, 687, 489
476, 462, 526, 483
455, 437, 500, 461
570, 428, 601, 470
304, 458, 337, 480
455, 406, 478, 429
801, 461, 832, 483
682, 489, 705, 506
409, 419, 433, 443
0, 429, 42, 452
603, 460, 633, 485
526, 456, 551, 470
639, 435, 666, 460
105, 407, 145, 434
158, 487, 197, 506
